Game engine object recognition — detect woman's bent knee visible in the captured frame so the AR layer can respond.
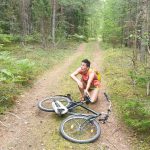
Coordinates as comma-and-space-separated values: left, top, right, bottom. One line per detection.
90, 97, 98, 103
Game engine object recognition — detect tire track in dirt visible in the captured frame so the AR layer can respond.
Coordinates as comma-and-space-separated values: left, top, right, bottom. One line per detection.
0, 43, 86, 150
89, 42, 132, 150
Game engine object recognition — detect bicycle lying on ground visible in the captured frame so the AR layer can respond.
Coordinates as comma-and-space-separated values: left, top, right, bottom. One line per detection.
38, 93, 111, 143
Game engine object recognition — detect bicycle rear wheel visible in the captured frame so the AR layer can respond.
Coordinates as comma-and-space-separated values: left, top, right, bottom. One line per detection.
60, 115, 101, 143
38, 95, 71, 112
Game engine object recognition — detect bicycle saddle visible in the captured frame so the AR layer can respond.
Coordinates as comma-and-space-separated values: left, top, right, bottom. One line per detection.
52, 100, 68, 115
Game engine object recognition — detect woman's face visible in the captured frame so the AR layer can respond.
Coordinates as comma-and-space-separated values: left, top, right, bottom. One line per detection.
81, 62, 88, 72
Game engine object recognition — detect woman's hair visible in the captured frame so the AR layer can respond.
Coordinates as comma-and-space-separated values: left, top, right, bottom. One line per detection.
82, 59, 90, 67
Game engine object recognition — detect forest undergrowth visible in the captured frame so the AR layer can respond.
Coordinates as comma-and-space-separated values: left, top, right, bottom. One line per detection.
101, 43, 150, 150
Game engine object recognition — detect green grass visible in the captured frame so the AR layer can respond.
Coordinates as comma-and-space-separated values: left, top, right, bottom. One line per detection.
102, 44, 150, 150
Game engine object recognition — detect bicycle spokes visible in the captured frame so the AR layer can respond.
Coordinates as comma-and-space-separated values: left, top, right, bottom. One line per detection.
62, 117, 98, 141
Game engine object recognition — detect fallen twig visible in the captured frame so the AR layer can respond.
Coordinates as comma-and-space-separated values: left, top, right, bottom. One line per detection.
0, 121, 8, 128
5, 112, 22, 120
112, 127, 121, 136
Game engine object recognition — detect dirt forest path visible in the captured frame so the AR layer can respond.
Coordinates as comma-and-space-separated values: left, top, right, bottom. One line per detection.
0, 42, 132, 150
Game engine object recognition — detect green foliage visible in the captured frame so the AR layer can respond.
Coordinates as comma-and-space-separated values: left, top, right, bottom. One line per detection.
0, 0, 20, 34
0, 83, 18, 112
0, 52, 35, 85
129, 70, 149, 87
59, 0, 83, 7
32, 0, 51, 18
0, 69, 14, 82
0, 44, 4, 50
0, 51, 35, 112
0, 34, 21, 44
15, 59, 35, 83
128, 59, 150, 88
68, 34, 87, 42
122, 100, 150, 132
0, 34, 11, 43
24, 34, 40, 43
31, 0, 51, 35
102, 0, 123, 44
58, 0, 103, 39
0, 0, 104, 44
102, 45, 150, 145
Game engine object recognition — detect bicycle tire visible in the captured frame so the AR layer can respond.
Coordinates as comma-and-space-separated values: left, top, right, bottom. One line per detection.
38, 95, 71, 112
60, 115, 101, 143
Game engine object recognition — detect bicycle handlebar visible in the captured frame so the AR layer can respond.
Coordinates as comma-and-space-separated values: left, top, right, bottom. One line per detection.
104, 92, 109, 101
96, 92, 112, 123
104, 92, 112, 111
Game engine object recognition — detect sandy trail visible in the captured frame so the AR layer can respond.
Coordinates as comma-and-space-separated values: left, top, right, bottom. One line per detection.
0, 42, 132, 150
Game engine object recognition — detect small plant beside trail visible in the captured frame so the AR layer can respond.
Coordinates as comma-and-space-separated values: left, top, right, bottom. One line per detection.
0, 53, 34, 84
0, 52, 35, 112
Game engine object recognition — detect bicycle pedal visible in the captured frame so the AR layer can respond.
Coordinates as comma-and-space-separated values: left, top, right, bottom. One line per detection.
67, 94, 71, 99
85, 100, 90, 104
84, 96, 91, 104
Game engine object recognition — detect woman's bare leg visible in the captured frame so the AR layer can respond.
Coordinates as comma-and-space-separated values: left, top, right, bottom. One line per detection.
78, 86, 84, 100
89, 88, 99, 103
78, 82, 86, 101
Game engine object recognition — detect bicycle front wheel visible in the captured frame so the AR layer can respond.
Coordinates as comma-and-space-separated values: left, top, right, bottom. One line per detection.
60, 115, 101, 143
38, 95, 71, 112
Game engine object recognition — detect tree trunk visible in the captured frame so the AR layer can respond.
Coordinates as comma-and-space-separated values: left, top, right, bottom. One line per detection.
19, 0, 31, 45
140, 0, 148, 62
40, 18, 46, 48
147, 81, 150, 96
51, 0, 56, 47
134, 6, 142, 61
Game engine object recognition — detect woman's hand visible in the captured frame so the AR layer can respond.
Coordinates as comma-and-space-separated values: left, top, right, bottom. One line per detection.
84, 89, 90, 96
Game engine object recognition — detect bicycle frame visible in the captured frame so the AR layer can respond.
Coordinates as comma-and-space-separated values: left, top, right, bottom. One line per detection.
67, 101, 100, 115
63, 92, 111, 123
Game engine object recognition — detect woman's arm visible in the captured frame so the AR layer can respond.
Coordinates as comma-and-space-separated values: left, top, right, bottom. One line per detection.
70, 68, 83, 88
85, 71, 95, 92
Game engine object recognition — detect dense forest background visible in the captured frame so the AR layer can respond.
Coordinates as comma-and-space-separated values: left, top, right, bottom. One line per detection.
0, 0, 150, 149
1, 0, 150, 56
